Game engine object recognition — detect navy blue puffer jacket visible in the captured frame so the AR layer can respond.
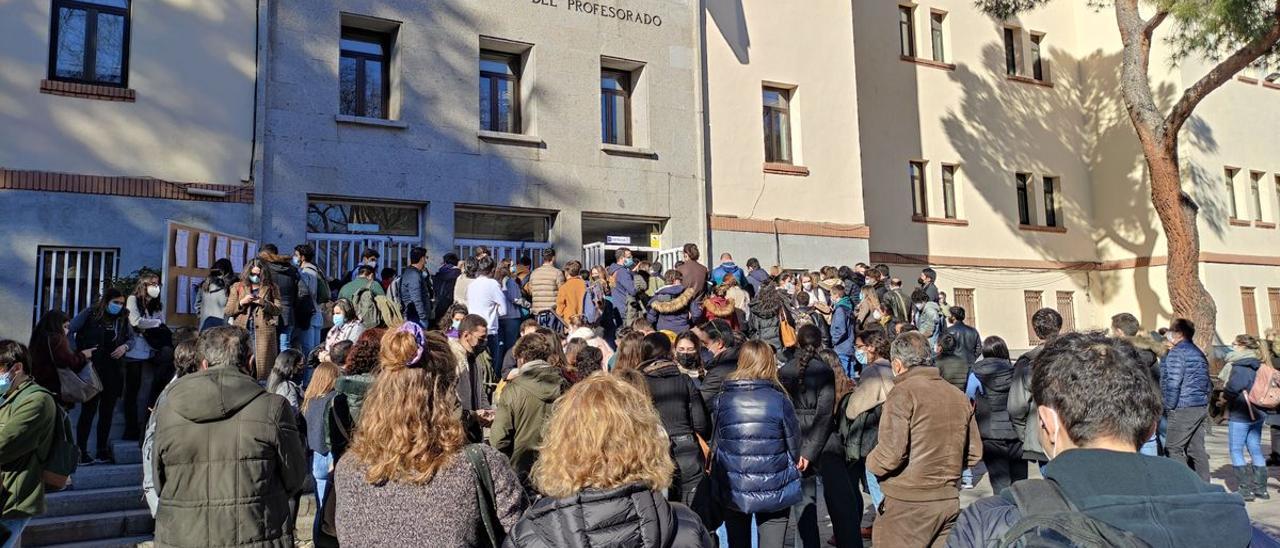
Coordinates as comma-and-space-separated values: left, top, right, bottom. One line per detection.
711, 380, 802, 514
1161, 341, 1211, 411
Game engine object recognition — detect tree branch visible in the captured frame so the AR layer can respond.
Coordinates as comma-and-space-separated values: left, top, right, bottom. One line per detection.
1166, 0, 1280, 134
1114, 0, 1165, 142
1142, 8, 1170, 39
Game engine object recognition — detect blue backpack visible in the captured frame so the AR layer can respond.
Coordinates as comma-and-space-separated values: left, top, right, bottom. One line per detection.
582, 288, 602, 324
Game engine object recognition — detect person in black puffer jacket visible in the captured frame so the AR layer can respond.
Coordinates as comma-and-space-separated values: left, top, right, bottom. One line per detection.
259, 245, 301, 350
781, 326, 859, 548
970, 336, 1025, 495
711, 340, 802, 548
934, 332, 970, 392
508, 374, 711, 547
636, 334, 711, 520
745, 283, 791, 354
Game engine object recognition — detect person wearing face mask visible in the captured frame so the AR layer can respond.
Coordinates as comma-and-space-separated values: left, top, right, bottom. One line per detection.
854, 286, 881, 332
0, 340, 60, 543
694, 319, 740, 412
196, 258, 235, 331
917, 268, 939, 303
448, 315, 495, 443
322, 299, 364, 357
949, 332, 1254, 548
635, 333, 711, 522
866, 332, 981, 548
292, 244, 330, 357
1159, 318, 1213, 483
843, 329, 894, 540
828, 284, 856, 378
348, 248, 380, 286
224, 258, 283, 381
673, 331, 705, 380
910, 288, 944, 349
70, 289, 132, 464
122, 272, 166, 441
606, 248, 640, 337
1222, 334, 1271, 501
791, 292, 831, 350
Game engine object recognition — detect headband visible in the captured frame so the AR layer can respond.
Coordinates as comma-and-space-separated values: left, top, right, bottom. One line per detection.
395, 322, 426, 367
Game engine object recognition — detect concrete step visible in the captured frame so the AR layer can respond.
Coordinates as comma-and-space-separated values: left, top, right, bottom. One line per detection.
110, 440, 142, 465
45, 485, 146, 518
67, 463, 142, 490
22, 509, 153, 547
37, 535, 153, 548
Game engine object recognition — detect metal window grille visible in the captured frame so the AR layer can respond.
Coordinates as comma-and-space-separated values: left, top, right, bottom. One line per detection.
33, 246, 119, 324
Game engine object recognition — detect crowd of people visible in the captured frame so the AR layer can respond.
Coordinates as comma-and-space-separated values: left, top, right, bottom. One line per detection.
1, 241, 1279, 547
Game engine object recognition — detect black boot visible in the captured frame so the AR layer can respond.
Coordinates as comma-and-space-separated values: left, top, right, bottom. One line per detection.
1234, 466, 1256, 502
1255, 465, 1271, 500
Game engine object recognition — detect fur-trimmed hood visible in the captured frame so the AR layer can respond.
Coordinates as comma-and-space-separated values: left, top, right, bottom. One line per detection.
649, 285, 696, 314
702, 295, 736, 318
1125, 335, 1168, 359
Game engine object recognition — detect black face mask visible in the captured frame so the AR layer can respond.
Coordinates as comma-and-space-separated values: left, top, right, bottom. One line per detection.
676, 353, 699, 368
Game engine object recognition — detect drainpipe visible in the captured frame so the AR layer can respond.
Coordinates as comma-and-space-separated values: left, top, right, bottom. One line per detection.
696, 0, 714, 255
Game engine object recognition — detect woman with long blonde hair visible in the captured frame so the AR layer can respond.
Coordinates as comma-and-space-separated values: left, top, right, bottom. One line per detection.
334, 325, 527, 546
505, 375, 710, 547
712, 340, 801, 547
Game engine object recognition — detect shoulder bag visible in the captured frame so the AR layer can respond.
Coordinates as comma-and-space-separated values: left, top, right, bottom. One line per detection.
50, 343, 102, 404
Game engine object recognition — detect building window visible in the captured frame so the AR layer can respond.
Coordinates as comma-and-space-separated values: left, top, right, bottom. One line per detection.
49, 0, 130, 86
941, 164, 957, 219
34, 247, 119, 325
930, 12, 946, 63
1250, 171, 1264, 222
1004, 27, 1020, 76
1043, 176, 1059, 227
1030, 33, 1046, 81
1225, 167, 1239, 219
1016, 173, 1032, 225
1242, 287, 1260, 336
339, 28, 390, 119
479, 50, 521, 133
1056, 291, 1076, 331
601, 69, 631, 145
455, 208, 551, 243
1269, 288, 1280, 334
307, 199, 420, 237
763, 87, 793, 164
899, 6, 916, 57
910, 161, 928, 217
1024, 290, 1044, 345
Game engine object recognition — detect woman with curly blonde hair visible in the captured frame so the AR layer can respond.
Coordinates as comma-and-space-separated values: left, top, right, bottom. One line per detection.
505, 374, 711, 547
334, 324, 527, 546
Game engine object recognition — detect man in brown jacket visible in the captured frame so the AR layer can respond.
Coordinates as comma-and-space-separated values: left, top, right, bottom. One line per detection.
525, 249, 564, 315
867, 331, 981, 548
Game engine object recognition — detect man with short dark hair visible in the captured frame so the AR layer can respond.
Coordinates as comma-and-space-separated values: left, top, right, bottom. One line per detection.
432, 252, 462, 320
526, 248, 564, 315
744, 257, 769, 296
911, 288, 944, 348
153, 326, 307, 547
1162, 318, 1212, 482
950, 332, 1252, 548
869, 331, 981, 548
883, 277, 910, 322
919, 268, 939, 303
292, 243, 327, 355
339, 264, 384, 301
451, 314, 494, 443
398, 247, 436, 327
0, 340, 57, 542
676, 243, 709, 300
1109, 312, 1166, 456
349, 248, 380, 283
946, 306, 982, 364
1009, 308, 1064, 466
607, 248, 639, 334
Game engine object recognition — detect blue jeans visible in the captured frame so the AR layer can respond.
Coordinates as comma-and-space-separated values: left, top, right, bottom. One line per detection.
278, 329, 292, 352
293, 311, 323, 358
1230, 417, 1267, 467
0, 517, 31, 548
837, 354, 856, 379
312, 451, 333, 540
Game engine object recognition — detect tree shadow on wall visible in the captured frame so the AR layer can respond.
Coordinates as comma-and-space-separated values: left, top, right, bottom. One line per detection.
940, 40, 1224, 329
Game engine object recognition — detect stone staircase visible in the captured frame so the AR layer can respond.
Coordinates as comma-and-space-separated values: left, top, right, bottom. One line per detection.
23, 441, 153, 547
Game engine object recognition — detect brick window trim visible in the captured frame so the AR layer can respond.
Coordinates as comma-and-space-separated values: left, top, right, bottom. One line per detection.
912, 215, 969, 226
0, 168, 252, 203
40, 79, 136, 102
899, 55, 957, 72
1019, 224, 1067, 234
1007, 74, 1053, 88
763, 163, 811, 177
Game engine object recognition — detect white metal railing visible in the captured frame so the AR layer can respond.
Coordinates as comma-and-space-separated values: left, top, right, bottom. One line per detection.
582, 243, 683, 272
308, 235, 418, 281
34, 247, 119, 323
583, 242, 607, 270
654, 248, 683, 272
454, 239, 553, 265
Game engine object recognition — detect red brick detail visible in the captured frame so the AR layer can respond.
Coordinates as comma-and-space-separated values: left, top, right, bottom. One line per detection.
868, 252, 1280, 271
710, 215, 870, 239
0, 168, 253, 204
40, 80, 137, 102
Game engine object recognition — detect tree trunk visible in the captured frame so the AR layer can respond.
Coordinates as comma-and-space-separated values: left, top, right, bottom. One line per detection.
1143, 145, 1218, 350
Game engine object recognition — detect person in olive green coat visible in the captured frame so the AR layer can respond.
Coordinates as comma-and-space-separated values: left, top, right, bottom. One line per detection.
0, 341, 57, 540
489, 332, 567, 491
153, 326, 308, 547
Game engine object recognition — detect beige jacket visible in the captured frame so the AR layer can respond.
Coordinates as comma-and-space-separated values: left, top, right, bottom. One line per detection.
526, 264, 564, 313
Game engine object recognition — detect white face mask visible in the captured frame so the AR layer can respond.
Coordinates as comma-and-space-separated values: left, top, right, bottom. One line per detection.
873, 310, 883, 320
802, 282, 813, 291
147, 285, 161, 298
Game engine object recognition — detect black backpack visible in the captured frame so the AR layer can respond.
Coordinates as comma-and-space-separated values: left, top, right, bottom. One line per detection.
999, 479, 1152, 547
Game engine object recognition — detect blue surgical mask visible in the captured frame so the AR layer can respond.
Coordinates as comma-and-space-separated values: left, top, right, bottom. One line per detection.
855, 349, 868, 365
107, 302, 124, 315
623, 258, 635, 267
452, 320, 462, 330
0, 371, 12, 393
333, 314, 345, 327
249, 275, 261, 284
292, 257, 301, 267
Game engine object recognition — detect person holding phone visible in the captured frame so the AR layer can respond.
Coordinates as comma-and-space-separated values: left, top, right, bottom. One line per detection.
225, 258, 282, 380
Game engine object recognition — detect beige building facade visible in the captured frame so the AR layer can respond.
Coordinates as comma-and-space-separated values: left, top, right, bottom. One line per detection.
854, 1, 1280, 348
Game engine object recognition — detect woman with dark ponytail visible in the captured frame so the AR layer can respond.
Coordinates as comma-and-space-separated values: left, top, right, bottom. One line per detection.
780, 324, 859, 547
